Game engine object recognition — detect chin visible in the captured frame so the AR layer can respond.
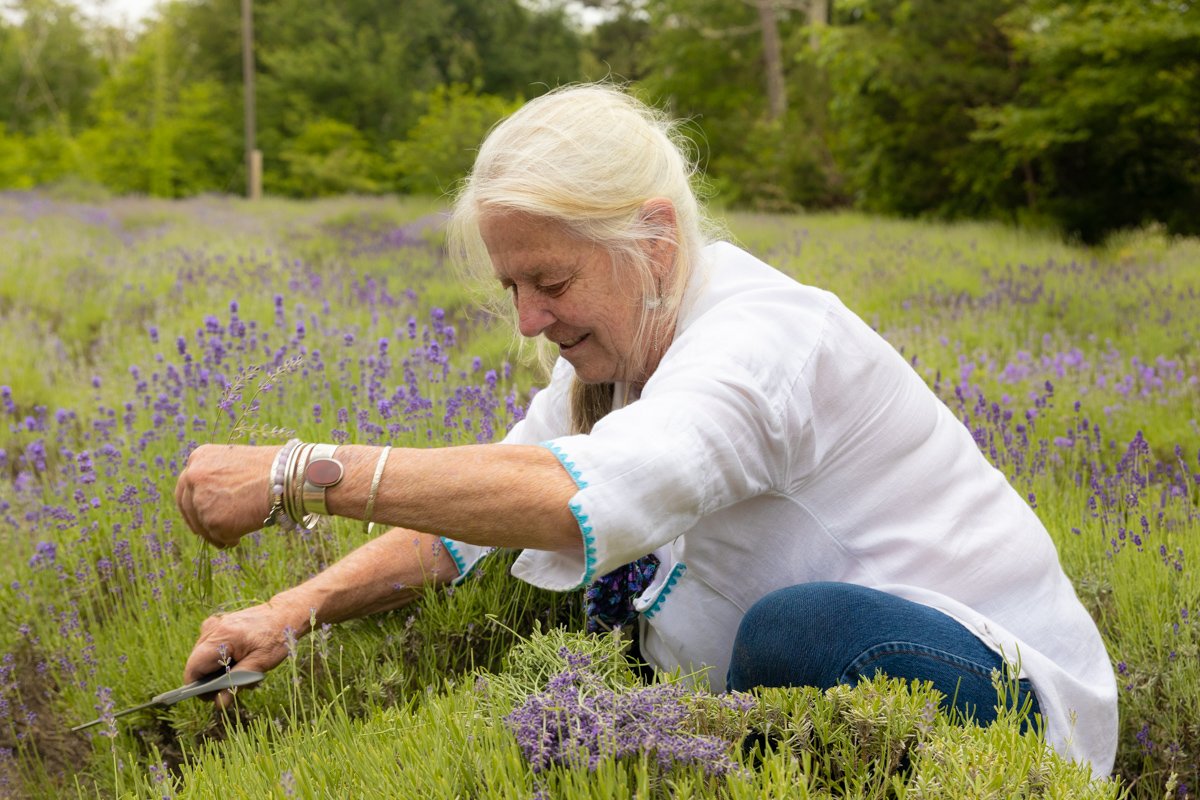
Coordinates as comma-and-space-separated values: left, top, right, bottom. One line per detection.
568, 363, 617, 385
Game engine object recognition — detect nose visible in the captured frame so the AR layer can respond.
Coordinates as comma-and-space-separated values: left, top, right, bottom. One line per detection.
515, 294, 554, 338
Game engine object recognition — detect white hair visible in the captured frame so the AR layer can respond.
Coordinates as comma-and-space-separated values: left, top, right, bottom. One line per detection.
448, 83, 719, 431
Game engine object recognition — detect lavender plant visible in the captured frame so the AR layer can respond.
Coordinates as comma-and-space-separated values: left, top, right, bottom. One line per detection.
493, 635, 754, 779
0, 193, 1195, 797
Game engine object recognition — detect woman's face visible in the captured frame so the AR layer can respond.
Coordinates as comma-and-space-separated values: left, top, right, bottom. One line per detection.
480, 211, 651, 385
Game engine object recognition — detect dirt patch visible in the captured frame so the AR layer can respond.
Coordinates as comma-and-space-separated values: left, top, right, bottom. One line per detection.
0, 644, 93, 798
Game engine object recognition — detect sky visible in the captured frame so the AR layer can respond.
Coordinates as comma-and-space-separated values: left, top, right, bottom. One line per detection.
65, 0, 607, 30
73, 0, 162, 27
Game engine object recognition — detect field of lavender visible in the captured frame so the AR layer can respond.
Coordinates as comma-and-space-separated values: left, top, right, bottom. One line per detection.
0, 191, 1196, 798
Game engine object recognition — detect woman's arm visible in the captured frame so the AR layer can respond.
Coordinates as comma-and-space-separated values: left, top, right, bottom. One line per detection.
174, 442, 581, 553
182, 526, 458, 706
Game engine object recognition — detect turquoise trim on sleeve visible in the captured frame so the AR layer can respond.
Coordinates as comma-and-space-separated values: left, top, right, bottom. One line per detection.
544, 440, 596, 588
441, 537, 494, 585
643, 562, 687, 620
541, 441, 589, 489
568, 501, 598, 586
441, 537, 468, 574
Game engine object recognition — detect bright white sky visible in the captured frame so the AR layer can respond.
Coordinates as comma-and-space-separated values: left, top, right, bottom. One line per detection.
71, 0, 161, 28
66, 0, 606, 30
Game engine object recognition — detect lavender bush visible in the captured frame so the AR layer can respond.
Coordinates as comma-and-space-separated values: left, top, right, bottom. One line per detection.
500, 644, 753, 778
0, 193, 1196, 797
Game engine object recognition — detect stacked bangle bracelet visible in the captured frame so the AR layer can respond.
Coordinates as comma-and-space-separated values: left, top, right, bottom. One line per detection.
263, 439, 350, 531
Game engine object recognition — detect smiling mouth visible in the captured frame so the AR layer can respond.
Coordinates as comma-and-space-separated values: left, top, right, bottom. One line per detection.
557, 334, 588, 351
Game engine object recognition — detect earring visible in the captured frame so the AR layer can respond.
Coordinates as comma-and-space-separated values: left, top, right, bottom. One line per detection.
644, 295, 662, 310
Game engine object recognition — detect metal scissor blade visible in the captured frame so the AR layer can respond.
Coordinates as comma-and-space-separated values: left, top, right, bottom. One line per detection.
70, 670, 265, 733
70, 700, 163, 733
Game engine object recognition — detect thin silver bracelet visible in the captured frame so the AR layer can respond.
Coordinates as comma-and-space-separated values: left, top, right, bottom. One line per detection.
362, 445, 391, 534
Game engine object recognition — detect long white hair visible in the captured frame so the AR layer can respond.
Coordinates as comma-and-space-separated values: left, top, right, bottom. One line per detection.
448, 83, 718, 432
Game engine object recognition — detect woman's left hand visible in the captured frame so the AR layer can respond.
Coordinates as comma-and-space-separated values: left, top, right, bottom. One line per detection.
175, 444, 277, 547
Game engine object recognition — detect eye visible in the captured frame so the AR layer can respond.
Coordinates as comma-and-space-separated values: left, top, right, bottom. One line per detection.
539, 280, 569, 297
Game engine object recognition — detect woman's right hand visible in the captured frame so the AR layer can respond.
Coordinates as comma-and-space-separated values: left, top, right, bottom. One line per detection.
175, 443, 277, 548
183, 597, 310, 709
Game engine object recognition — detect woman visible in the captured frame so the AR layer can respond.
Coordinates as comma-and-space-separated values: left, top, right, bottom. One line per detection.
175, 84, 1117, 774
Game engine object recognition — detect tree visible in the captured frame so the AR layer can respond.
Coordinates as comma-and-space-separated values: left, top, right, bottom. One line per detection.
640, 0, 838, 210
974, 0, 1200, 241
390, 85, 522, 196
580, 0, 653, 82
0, 0, 100, 132
75, 15, 241, 196
818, 0, 1025, 218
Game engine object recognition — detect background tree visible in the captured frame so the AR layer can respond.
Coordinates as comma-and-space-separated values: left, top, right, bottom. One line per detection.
2, 0, 1198, 243
640, 0, 839, 209
579, 0, 652, 82
818, 0, 1025, 219
0, 0, 99, 132
974, 0, 1200, 242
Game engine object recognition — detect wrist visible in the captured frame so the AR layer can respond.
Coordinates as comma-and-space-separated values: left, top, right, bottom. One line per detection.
323, 445, 391, 520
268, 587, 320, 637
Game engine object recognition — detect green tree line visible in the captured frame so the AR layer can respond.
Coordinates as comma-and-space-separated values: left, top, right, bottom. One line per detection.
1, 0, 1197, 242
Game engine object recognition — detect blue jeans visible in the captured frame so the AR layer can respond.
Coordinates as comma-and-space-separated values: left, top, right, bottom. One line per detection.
727, 582, 1040, 728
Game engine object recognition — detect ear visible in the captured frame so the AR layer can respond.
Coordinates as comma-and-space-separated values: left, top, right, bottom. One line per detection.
639, 197, 678, 280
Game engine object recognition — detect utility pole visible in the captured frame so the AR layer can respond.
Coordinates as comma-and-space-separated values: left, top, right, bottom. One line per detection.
241, 0, 261, 199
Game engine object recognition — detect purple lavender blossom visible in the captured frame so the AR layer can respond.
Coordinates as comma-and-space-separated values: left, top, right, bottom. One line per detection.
505, 649, 748, 778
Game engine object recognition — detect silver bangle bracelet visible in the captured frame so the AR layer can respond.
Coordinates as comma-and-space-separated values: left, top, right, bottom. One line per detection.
362, 445, 391, 534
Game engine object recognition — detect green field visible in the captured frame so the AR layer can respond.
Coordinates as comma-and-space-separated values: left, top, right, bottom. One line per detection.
0, 192, 1197, 798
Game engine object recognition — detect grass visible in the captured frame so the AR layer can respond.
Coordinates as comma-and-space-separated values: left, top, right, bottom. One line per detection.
0, 191, 1196, 798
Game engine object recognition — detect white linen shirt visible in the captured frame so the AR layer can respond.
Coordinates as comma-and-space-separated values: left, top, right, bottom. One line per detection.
441, 241, 1117, 775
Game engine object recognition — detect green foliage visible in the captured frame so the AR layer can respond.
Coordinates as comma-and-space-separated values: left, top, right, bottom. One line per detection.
580, 0, 653, 82
0, 0, 100, 133
116, 634, 1114, 798
2, 0, 1200, 237
2, 196, 1197, 796
0, 124, 33, 188
820, 0, 1025, 219
0, 0, 584, 199
72, 18, 242, 197
248, 0, 580, 184
275, 117, 386, 197
707, 102, 841, 212
640, 0, 839, 211
0, 122, 85, 188
390, 85, 522, 197
973, 0, 1200, 242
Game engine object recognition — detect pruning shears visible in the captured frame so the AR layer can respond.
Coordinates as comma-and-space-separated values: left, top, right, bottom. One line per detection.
71, 669, 265, 732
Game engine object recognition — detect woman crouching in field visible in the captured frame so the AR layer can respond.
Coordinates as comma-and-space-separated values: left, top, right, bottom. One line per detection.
173, 84, 1117, 775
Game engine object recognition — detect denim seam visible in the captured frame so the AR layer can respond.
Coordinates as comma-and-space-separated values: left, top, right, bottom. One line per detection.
840, 641, 1004, 686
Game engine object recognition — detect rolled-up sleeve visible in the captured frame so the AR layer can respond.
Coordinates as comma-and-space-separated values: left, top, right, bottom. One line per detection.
511, 363, 804, 591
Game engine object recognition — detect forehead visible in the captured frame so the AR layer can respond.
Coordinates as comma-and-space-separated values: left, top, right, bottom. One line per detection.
479, 210, 586, 280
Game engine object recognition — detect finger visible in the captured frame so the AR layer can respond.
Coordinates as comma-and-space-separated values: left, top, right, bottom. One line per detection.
214, 688, 237, 712
174, 480, 204, 541
183, 636, 231, 686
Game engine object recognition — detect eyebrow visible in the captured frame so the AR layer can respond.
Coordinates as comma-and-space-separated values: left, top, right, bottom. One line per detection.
494, 261, 575, 286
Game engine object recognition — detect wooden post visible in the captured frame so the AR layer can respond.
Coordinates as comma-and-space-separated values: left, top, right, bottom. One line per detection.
249, 149, 263, 201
